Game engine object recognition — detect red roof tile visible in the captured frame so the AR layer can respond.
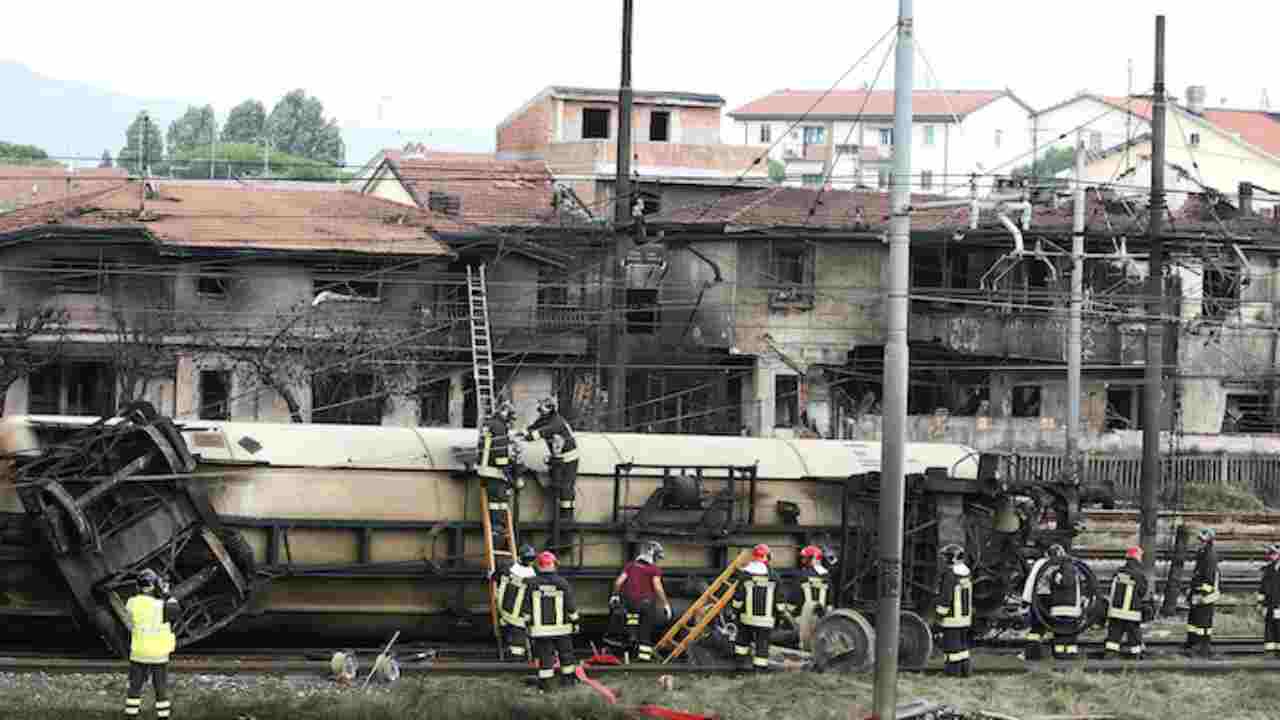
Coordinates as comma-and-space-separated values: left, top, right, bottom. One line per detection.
1202, 109, 1280, 158
0, 165, 128, 213
385, 152, 562, 229
0, 181, 453, 256
730, 90, 1011, 119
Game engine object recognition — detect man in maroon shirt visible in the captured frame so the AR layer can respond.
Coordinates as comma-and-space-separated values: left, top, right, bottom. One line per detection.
611, 540, 672, 662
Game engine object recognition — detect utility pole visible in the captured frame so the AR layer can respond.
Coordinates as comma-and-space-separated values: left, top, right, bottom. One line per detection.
1139, 15, 1167, 572
874, 1, 912, 718
608, 0, 634, 431
211, 113, 217, 180
1066, 135, 1085, 481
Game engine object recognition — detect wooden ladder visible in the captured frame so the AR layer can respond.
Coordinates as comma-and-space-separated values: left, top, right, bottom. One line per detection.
655, 549, 751, 664
466, 264, 497, 423
480, 491, 519, 654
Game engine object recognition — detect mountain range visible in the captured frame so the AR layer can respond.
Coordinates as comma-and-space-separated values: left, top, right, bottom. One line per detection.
0, 61, 493, 168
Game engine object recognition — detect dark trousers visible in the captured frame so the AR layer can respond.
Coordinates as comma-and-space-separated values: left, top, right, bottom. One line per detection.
484, 466, 515, 540
502, 621, 529, 660
734, 624, 772, 672
624, 597, 657, 661
1264, 610, 1280, 655
1104, 618, 1144, 657
550, 460, 578, 519
532, 635, 577, 690
1024, 622, 1052, 661
125, 662, 170, 718
1185, 604, 1215, 654
940, 626, 972, 676
1050, 618, 1079, 659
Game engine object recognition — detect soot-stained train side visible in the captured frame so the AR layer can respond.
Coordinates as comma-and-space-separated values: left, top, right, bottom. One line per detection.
0, 407, 1090, 656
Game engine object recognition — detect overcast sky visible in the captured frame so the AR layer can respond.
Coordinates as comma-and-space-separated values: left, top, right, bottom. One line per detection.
6, 1, 1277, 139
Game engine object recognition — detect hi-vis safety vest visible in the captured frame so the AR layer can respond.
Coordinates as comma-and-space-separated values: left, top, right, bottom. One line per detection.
800, 571, 830, 611
127, 594, 176, 664
526, 575, 579, 638
497, 566, 533, 626
1108, 569, 1143, 622
936, 565, 973, 628
735, 572, 778, 629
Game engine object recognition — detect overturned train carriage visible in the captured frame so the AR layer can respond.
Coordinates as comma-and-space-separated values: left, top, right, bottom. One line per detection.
0, 406, 255, 655
0, 414, 1082, 650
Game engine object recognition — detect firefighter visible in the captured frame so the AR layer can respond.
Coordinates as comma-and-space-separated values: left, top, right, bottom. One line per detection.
496, 544, 538, 661
1045, 544, 1082, 659
610, 540, 672, 663
934, 544, 973, 677
1184, 527, 1220, 658
524, 551, 580, 691
479, 401, 518, 544
785, 545, 832, 622
524, 398, 579, 520
1021, 548, 1055, 661
731, 543, 778, 673
123, 569, 180, 719
1260, 544, 1280, 658
1104, 546, 1149, 659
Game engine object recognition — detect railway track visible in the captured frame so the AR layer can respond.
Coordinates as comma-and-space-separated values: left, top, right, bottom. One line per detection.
0, 655, 1274, 677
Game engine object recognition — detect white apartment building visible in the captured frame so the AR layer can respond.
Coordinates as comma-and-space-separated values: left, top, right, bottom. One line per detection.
728, 89, 1034, 196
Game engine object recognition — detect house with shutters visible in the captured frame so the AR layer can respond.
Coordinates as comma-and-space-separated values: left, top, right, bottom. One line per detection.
728, 88, 1034, 195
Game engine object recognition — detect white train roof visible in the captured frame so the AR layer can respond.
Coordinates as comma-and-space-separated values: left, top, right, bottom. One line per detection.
3, 417, 980, 481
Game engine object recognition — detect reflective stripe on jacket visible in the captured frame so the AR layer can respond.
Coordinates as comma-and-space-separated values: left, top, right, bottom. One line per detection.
524, 571, 579, 638
733, 564, 777, 629
497, 568, 531, 626
1192, 545, 1221, 605
1107, 560, 1148, 622
1049, 559, 1082, 619
127, 594, 176, 664
526, 414, 579, 463
479, 416, 512, 467
936, 563, 973, 629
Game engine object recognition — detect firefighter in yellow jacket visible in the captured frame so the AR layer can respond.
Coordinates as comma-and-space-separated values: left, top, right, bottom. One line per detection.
731, 544, 778, 673
124, 569, 179, 719
934, 544, 974, 677
524, 398, 579, 519
1104, 546, 1149, 658
478, 401, 519, 544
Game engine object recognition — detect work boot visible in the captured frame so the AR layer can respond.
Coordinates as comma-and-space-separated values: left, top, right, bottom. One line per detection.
1024, 643, 1043, 661
961, 659, 973, 678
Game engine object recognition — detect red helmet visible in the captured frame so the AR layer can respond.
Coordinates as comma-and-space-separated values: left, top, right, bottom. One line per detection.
537, 551, 558, 570
800, 545, 823, 563
752, 544, 771, 562
1125, 546, 1143, 561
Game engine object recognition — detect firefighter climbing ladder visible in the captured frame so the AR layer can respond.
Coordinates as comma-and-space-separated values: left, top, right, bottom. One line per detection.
467, 263, 519, 653
655, 549, 752, 664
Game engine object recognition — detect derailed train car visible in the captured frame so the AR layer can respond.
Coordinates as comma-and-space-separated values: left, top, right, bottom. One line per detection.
1, 412, 1087, 653
0, 405, 256, 655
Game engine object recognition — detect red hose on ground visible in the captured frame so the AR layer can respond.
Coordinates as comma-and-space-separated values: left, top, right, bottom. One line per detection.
575, 658, 718, 720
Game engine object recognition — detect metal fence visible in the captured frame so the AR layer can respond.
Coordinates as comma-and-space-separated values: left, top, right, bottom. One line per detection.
1009, 452, 1280, 507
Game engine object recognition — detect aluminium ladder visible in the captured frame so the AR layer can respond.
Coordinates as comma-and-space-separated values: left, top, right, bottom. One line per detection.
655, 549, 752, 664
466, 264, 497, 423
466, 264, 521, 655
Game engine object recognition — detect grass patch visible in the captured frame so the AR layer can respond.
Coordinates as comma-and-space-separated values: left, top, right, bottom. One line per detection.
4, 669, 1280, 720
1181, 481, 1265, 511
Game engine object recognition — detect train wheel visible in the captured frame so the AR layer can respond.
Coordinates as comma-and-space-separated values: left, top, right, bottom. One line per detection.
812, 609, 876, 673
897, 610, 933, 668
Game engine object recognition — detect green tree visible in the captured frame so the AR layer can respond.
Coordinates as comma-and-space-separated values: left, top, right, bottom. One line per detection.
0, 141, 56, 166
167, 105, 218, 157
117, 112, 164, 174
168, 142, 346, 181
98, 149, 113, 168
768, 158, 786, 184
266, 89, 344, 165
222, 99, 266, 144
1013, 145, 1076, 179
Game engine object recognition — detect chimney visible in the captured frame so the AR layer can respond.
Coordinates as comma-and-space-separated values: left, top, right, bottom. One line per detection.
1186, 85, 1207, 115
1239, 182, 1254, 215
